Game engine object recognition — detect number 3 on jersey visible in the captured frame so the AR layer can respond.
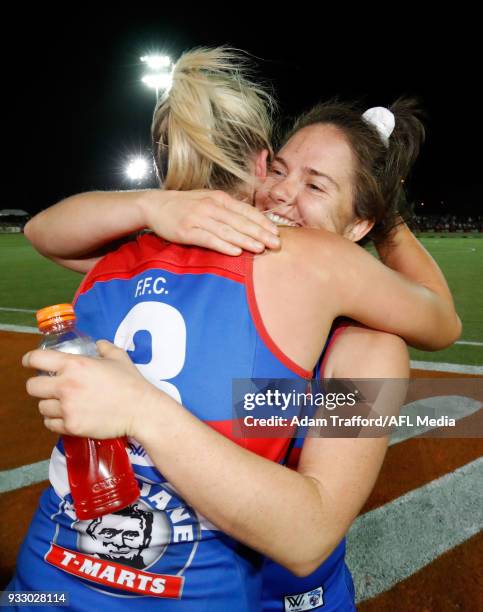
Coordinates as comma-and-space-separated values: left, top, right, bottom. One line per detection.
114, 301, 186, 403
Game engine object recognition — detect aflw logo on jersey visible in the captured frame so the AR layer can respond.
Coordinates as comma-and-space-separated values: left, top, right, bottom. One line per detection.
284, 586, 324, 611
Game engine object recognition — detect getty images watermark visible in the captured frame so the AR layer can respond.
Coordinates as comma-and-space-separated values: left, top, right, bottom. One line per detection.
231, 378, 483, 439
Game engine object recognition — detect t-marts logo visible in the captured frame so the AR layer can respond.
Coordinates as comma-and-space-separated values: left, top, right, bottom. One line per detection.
45, 482, 200, 599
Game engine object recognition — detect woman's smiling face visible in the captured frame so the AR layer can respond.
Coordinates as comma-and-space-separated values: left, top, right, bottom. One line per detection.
256, 123, 365, 238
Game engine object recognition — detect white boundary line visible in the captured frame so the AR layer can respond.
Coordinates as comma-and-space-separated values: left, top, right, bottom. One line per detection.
0, 307, 36, 313
389, 396, 482, 445
410, 360, 483, 375
0, 396, 481, 493
0, 323, 39, 334
1, 395, 481, 494
0, 326, 482, 372
1, 313, 482, 345
348, 456, 483, 603
0, 460, 50, 494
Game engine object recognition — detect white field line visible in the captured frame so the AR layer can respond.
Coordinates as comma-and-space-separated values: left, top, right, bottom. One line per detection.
0, 460, 50, 494
4, 326, 480, 376
347, 457, 483, 603
389, 396, 482, 445
410, 360, 483, 375
0, 312, 481, 345
1, 394, 480, 494
1, 326, 482, 373
0, 323, 39, 334
0, 307, 36, 313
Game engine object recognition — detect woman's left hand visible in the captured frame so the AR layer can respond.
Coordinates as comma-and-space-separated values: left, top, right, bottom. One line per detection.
22, 341, 157, 438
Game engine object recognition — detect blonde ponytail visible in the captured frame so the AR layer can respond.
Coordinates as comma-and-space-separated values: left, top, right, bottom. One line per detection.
151, 47, 274, 193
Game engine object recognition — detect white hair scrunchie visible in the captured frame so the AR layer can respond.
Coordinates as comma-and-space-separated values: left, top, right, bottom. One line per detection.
362, 107, 395, 147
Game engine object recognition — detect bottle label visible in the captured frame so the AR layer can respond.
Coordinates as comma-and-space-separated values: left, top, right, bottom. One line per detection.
91, 476, 123, 493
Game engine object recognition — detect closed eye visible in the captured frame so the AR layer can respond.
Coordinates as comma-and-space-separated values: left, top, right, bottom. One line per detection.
268, 162, 286, 177
308, 184, 325, 193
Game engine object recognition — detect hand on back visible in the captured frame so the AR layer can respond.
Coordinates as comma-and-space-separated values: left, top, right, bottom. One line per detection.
144, 189, 281, 255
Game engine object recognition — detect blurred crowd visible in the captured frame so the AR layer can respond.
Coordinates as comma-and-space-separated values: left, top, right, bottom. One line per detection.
1, 213, 482, 234
411, 214, 482, 233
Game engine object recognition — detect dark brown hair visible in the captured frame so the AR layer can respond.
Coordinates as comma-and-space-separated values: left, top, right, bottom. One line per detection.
286, 98, 425, 244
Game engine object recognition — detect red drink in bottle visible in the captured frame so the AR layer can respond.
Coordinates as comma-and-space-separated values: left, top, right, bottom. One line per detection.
36, 303, 140, 519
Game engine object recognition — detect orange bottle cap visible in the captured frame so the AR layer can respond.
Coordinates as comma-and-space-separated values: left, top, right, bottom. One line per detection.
36, 303, 76, 330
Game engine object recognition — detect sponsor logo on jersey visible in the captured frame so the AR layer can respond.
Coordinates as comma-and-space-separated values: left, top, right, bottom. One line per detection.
45, 544, 183, 598
284, 586, 324, 611
48, 483, 200, 598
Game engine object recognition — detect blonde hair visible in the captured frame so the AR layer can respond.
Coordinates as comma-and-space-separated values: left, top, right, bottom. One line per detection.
151, 47, 274, 194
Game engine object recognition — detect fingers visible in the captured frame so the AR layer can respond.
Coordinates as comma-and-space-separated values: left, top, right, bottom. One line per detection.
209, 193, 281, 249
209, 208, 280, 251
166, 190, 281, 253
43, 417, 67, 435
96, 340, 133, 365
38, 399, 62, 418
22, 349, 68, 373
216, 192, 279, 235
204, 217, 270, 253
26, 375, 58, 399
96, 339, 119, 356
40, 400, 66, 433
188, 228, 243, 256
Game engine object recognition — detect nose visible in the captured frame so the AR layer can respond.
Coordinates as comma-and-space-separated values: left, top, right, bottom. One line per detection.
109, 532, 125, 548
269, 176, 297, 207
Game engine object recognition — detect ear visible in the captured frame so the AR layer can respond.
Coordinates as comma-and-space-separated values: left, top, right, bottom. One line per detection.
343, 217, 374, 242
254, 149, 269, 179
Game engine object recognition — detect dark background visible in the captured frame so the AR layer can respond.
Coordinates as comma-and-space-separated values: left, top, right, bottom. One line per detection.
7, 11, 481, 216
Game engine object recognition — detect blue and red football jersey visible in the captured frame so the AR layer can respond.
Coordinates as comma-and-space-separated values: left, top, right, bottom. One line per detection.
9, 234, 311, 611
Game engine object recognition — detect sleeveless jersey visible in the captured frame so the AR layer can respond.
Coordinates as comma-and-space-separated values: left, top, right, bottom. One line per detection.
9, 234, 311, 612
261, 321, 357, 612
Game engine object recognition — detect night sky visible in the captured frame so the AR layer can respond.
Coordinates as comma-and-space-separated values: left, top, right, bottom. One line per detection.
9, 12, 481, 217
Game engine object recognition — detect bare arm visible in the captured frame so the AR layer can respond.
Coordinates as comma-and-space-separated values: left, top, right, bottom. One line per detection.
24, 189, 280, 273
22, 331, 408, 577
288, 228, 461, 351
375, 219, 456, 314
292, 327, 409, 571
24, 191, 148, 273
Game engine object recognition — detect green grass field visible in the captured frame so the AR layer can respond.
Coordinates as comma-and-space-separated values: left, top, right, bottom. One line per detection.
1, 233, 482, 366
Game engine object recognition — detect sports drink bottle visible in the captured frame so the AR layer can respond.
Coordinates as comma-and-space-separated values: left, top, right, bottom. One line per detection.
36, 303, 140, 519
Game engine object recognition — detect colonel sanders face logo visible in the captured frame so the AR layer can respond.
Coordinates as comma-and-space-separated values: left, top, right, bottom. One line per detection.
76, 503, 170, 569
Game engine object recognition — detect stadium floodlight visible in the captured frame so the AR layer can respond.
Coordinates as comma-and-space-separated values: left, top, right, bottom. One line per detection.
141, 73, 173, 94
141, 54, 171, 70
125, 157, 150, 181
140, 54, 173, 100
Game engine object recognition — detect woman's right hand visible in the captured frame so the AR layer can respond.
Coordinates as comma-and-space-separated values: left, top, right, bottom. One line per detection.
141, 189, 281, 255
